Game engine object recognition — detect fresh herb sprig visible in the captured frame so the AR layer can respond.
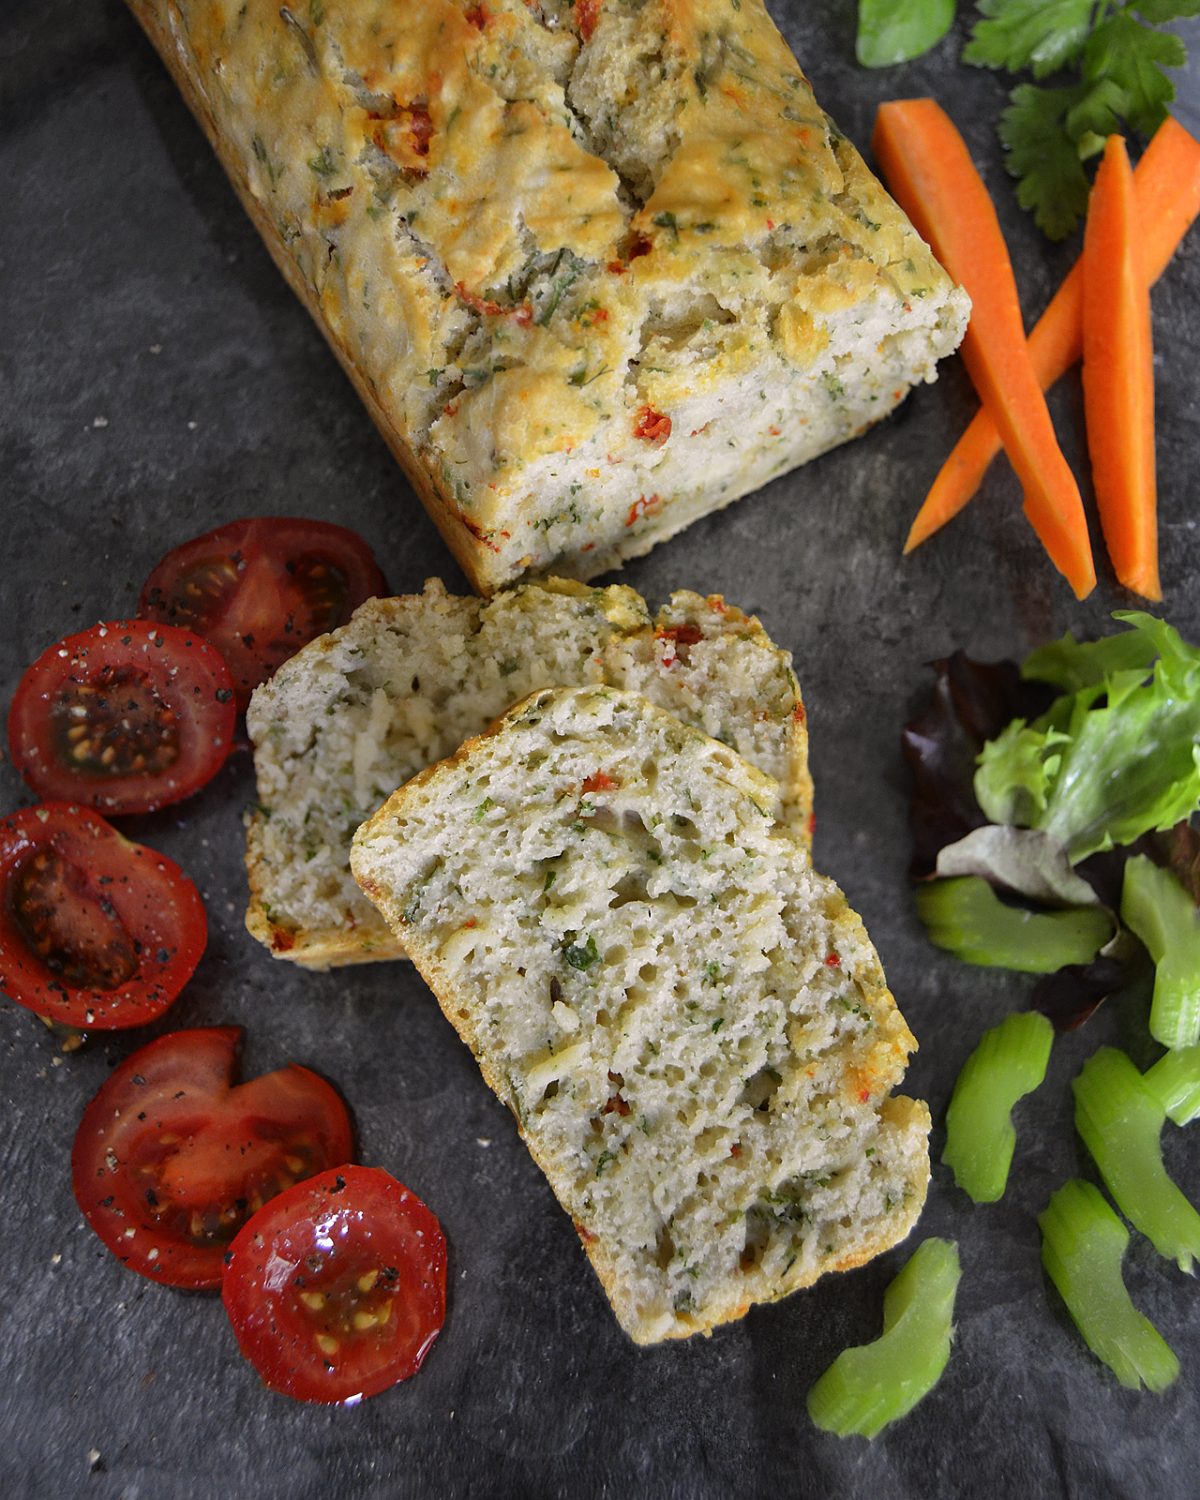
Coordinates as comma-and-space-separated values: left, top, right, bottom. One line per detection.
855, 1, 1197, 240
966, 1, 1199, 239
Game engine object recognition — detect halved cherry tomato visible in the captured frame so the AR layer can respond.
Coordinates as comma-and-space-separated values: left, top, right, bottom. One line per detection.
139, 518, 386, 709
223, 1165, 446, 1403
7, 620, 236, 815
0, 803, 205, 1028
72, 1029, 354, 1288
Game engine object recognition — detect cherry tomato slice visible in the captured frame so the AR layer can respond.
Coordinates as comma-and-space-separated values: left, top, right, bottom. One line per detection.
139, 518, 386, 709
72, 1028, 354, 1289
223, 1165, 446, 1403
7, 620, 236, 815
0, 803, 205, 1028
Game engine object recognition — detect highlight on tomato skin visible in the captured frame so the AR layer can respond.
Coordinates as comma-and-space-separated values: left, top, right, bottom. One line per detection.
222, 1165, 447, 1404
138, 517, 387, 710
7, 619, 237, 816
72, 1028, 355, 1289
0, 803, 206, 1029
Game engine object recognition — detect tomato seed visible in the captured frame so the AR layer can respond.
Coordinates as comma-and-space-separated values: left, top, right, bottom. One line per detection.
52, 665, 181, 778
299, 1291, 326, 1311
315, 1334, 339, 1356
356, 1270, 379, 1293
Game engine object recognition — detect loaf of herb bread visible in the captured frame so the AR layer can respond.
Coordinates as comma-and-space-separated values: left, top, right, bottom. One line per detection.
128, 0, 969, 593
350, 686, 929, 1343
246, 577, 811, 967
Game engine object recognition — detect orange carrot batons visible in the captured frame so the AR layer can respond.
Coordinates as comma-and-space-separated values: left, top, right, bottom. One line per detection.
906, 117, 1200, 552
873, 98, 1095, 597
1082, 136, 1161, 601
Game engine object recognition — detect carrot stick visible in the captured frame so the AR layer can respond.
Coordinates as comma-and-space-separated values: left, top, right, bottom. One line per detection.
906, 116, 1200, 553
1082, 137, 1161, 600
873, 99, 1095, 598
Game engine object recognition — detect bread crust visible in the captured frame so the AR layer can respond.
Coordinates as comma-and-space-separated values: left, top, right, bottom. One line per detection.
127, 0, 496, 590
127, 0, 968, 594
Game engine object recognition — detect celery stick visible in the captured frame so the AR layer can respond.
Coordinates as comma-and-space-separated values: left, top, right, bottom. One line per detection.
1145, 1045, 1200, 1126
915, 876, 1111, 973
1039, 1179, 1179, 1392
1073, 1046, 1200, 1270
806, 1238, 961, 1439
1121, 855, 1200, 1049
943, 1012, 1053, 1202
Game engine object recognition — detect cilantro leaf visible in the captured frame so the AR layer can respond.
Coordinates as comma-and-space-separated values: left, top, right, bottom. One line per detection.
1083, 12, 1186, 138
997, 83, 1093, 240
965, 0, 1095, 80
856, 0, 955, 68
1135, 1, 1200, 22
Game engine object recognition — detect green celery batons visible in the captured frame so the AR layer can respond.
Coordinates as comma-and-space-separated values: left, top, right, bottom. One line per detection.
915, 876, 1110, 972
806, 1239, 961, 1440
943, 1012, 1053, 1202
1145, 1045, 1200, 1126
1039, 1179, 1179, 1392
1121, 855, 1200, 1049
1073, 1047, 1200, 1271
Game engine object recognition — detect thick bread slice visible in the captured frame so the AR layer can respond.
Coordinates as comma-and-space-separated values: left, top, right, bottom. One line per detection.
246, 578, 811, 968
350, 687, 929, 1344
128, 0, 968, 593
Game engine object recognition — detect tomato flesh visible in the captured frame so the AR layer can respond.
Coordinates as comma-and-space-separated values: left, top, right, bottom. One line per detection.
7, 621, 236, 815
223, 1165, 446, 1403
72, 1028, 354, 1288
0, 803, 205, 1028
139, 518, 386, 709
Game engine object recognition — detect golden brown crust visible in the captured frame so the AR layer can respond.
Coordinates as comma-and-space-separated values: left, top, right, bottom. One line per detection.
127, 0, 499, 593
128, 0, 967, 594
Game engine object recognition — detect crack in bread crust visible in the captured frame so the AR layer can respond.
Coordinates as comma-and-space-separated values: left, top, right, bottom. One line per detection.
128, 0, 968, 591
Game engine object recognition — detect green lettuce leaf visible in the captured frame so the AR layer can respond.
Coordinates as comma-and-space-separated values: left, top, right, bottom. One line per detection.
975, 614, 1200, 862
1022, 625, 1158, 694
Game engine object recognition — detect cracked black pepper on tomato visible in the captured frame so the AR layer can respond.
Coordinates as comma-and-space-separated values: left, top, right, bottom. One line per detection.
7, 620, 236, 815
72, 1028, 355, 1288
0, 803, 206, 1028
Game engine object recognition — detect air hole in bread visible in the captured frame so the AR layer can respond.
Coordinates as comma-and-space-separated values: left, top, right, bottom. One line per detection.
611, 872, 649, 907
740, 1206, 772, 1269
741, 1066, 782, 1112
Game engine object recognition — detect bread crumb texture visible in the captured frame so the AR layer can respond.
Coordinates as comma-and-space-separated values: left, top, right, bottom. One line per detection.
351, 686, 930, 1343
246, 577, 811, 967
133, 0, 969, 590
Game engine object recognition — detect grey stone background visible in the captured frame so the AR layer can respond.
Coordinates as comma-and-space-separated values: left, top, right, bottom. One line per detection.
2, 3, 1199, 1496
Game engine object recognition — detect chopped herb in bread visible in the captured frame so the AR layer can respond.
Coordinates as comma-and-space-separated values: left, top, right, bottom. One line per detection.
350, 686, 930, 1343
129, 0, 969, 591
246, 578, 811, 967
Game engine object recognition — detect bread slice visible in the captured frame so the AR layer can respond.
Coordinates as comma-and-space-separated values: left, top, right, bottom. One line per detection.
129, 0, 968, 593
246, 578, 811, 968
350, 686, 929, 1344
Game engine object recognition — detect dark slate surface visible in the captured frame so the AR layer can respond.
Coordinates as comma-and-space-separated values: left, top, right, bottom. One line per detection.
2, 3, 1199, 1496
